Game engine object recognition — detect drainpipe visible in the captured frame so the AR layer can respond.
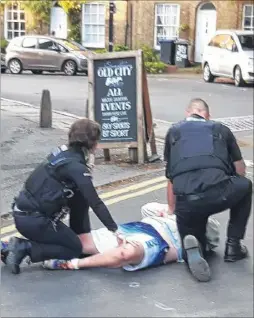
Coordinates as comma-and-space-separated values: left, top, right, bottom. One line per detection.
129, 2, 133, 49
124, 0, 129, 47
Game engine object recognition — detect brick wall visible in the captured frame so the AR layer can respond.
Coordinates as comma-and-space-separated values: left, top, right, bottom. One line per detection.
128, 0, 253, 51
0, 6, 4, 40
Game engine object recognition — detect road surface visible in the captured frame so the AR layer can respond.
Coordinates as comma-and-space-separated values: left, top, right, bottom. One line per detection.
1, 172, 253, 317
1, 72, 253, 122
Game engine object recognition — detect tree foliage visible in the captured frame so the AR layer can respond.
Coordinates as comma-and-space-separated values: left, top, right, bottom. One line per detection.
1, 1, 87, 16
1, 1, 87, 34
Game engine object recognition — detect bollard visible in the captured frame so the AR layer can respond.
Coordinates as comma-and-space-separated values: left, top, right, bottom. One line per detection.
40, 89, 52, 128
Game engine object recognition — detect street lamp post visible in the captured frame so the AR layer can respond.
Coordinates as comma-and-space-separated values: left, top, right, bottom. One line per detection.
108, 1, 116, 52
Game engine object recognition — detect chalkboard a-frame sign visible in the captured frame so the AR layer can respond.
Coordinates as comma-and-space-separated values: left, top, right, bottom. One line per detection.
87, 50, 145, 163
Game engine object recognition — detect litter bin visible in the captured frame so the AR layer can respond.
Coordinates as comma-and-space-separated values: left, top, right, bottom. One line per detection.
159, 39, 176, 65
174, 40, 189, 68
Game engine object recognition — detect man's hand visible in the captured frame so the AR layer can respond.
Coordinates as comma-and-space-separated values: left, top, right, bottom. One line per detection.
115, 232, 140, 248
168, 206, 175, 215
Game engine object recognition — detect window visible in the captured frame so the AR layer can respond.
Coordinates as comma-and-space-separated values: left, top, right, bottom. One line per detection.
22, 37, 37, 49
243, 5, 254, 30
237, 34, 254, 51
209, 34, 230, 49
154, 4, 180, 50
4, 3, 26, 40
82, 3, 105, 48
38, 39, 59, 50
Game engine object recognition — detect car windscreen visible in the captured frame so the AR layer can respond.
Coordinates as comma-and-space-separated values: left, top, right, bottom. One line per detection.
237, 34, 254, 50
58, 39, 87, 51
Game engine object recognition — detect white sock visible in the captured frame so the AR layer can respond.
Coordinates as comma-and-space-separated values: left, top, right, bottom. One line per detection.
70, 258, 80, 269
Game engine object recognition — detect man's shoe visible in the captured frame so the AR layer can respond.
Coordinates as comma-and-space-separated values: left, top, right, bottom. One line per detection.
224, 238, 248, 262
183, 235, 211, 282
1, 241, 9, 264
6, 237, 31, 274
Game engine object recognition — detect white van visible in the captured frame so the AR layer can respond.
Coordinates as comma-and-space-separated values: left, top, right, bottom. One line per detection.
202, 30, 254, 87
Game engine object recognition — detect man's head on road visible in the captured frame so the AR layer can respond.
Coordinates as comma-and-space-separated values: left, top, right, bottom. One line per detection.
186, 98, 210, 120
68, 118, 101, 153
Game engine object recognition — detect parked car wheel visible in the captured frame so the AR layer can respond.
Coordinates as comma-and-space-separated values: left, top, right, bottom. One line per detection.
203, 63, 215, 83
1, 68, 6, 74
63, 60, 77, 76
234, 66, 245, 87
32, 70, 43, 75
8, 59, 23, 74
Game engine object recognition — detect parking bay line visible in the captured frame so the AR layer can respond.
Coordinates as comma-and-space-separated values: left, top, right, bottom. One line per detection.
1, 181, 167, 240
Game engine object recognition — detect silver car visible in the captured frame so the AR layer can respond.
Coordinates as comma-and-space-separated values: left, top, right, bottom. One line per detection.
5, 35, 88, 76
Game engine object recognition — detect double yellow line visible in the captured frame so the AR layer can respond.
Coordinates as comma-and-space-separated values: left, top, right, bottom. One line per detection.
1, 176, 168, 241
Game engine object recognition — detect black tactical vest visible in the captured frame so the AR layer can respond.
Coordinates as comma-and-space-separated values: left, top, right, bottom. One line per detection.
168, 119, 233, 180
15, 145, 86, 217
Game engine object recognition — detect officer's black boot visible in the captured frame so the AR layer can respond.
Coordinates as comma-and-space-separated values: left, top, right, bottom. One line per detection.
183, 235, 211, 282
6, 237, 32, 274
224, 238, 248, 262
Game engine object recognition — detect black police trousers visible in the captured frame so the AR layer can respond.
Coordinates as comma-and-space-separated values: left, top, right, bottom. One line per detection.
175, 175, 253, 257
13, 193, 91, 263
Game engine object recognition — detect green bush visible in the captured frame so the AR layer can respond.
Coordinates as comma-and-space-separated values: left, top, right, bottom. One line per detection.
68, 24, 81, 43
0, 39, 9, 53
141, 45, 159, 63
145, 61, 167, 74
114, 44, 129, 52
93, 48, 108, 53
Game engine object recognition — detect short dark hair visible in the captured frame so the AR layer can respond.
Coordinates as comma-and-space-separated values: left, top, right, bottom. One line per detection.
68, 118, 101, 150
188, 98, 210, 113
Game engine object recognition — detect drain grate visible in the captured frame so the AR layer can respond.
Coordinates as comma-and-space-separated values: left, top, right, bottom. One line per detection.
215, 116, 253, 132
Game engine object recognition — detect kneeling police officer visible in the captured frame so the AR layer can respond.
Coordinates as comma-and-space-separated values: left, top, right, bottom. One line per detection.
164, 98, 252, 282
5, 118, 119, 274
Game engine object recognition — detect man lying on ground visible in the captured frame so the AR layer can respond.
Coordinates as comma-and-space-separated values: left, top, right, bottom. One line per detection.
44, 203, 220, 273
1, 203, 220, 276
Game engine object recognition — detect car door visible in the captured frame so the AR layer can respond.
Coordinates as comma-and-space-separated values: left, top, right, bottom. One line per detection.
216, 34, 234, 76
220, 35, 239, 76
37, 38, 62, 70
204, 35, 222, 74
20, 37, 40, 69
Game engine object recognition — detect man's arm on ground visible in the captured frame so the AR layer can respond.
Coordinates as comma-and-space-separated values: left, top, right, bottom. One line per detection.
76, 243, 143, 269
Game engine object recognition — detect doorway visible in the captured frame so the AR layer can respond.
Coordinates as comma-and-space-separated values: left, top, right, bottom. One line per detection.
194, 2, 217, 63
50, 5, 68, 38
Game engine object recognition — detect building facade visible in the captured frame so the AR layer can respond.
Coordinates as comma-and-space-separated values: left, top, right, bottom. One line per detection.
0, 1, 128, 50
0, 1, 253, 62
128, 0, 254, 62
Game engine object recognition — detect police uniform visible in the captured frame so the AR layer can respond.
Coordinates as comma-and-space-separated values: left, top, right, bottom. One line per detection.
11, 145, 118, 264
164, 115, 252, 258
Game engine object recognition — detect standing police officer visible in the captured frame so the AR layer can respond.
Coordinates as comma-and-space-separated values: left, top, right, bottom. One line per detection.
5, 118, 119, 274
164, 98, 252, 282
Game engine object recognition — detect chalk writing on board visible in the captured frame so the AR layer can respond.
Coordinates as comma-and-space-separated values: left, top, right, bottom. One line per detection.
94, 58, 137, 142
